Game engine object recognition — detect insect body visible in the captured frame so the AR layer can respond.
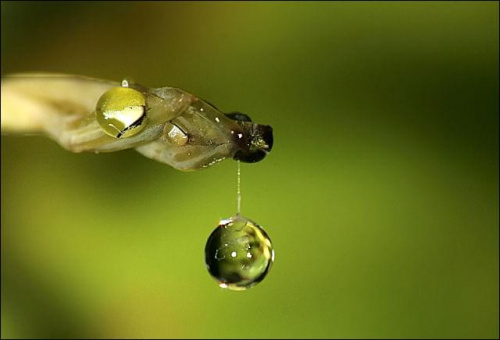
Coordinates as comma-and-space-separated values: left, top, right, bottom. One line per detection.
1, 74, 273, 170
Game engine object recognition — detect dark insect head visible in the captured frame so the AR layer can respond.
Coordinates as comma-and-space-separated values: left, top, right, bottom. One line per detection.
225, 111, 273, 163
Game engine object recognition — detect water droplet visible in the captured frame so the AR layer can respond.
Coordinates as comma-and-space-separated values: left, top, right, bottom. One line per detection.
96, 87, 146, 138
205, 215, 274, 291
163, 122, 188, 146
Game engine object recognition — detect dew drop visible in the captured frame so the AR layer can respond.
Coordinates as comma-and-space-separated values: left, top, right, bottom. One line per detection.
205, 215, 274, 291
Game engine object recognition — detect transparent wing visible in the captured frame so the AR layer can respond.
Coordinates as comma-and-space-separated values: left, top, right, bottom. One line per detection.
1, 74, 192, 152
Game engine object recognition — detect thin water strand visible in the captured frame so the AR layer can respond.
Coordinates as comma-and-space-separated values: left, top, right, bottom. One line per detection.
237, 160, 241, 214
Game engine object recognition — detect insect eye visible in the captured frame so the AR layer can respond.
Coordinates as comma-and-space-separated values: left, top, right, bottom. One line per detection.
233, 124, 273, 163
96, 87, 147, 138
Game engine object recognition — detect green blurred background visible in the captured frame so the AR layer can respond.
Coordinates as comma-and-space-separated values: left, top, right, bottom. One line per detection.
1, 1, 498, 338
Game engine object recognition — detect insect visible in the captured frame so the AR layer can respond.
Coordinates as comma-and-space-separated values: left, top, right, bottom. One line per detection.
1, 74, 273, 170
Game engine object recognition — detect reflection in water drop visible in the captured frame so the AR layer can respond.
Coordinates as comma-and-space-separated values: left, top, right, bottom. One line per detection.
205, 215, 274, 291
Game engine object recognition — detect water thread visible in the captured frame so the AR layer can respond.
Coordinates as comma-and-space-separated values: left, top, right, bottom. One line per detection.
237, 160, 241, 214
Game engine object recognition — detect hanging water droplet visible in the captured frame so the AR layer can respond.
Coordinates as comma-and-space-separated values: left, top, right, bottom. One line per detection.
205, 215, 274, 291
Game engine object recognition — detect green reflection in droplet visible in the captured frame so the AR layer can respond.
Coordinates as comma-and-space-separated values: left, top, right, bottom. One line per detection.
96, 87, 146, 138
205, 215, 274, 291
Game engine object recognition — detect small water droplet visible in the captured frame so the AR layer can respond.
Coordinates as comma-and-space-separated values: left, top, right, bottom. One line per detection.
205, 215, 274, 291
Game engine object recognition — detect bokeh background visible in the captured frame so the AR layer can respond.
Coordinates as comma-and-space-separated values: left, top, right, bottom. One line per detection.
1, 1, 498, 339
